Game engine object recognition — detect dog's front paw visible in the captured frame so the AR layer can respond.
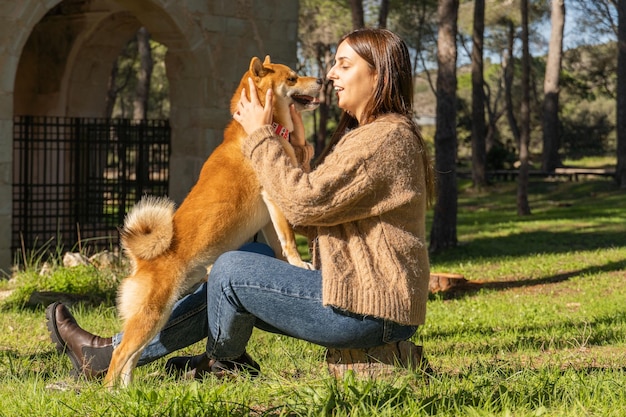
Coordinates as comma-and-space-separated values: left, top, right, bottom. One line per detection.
300, 261, 315, 270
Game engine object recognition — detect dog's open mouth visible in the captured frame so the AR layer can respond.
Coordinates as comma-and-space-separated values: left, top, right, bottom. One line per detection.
292, 94, 321, 108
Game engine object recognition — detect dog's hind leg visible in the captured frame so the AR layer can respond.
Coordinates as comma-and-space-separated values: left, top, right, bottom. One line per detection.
105, 305, 175, 388
104, 274, 179, 388
104, 322, 152, 388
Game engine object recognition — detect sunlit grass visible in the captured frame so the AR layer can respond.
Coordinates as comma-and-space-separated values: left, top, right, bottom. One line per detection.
1, 177, 625, 416
561, 155, 616, 168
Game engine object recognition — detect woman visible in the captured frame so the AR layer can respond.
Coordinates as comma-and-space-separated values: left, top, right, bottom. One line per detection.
46, 27, 435, 379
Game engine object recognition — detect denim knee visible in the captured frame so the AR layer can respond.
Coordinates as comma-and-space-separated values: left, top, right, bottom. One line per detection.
208, 251, 239, 288
208, 250, 258, 293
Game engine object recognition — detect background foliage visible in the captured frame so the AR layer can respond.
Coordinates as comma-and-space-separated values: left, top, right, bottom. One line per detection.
108, 1, 619, 168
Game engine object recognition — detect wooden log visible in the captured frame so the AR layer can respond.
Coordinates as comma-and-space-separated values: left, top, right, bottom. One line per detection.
429, 272, 468, 293
325, 340, 430, 378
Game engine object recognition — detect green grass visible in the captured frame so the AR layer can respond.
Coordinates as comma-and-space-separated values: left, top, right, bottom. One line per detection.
1, 177, 625, 416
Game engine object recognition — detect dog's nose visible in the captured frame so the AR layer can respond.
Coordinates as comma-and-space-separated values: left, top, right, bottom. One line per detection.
316, 78, 323, 85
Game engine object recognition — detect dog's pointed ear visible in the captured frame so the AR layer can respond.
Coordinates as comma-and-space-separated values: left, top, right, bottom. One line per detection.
249, 57, 266, 77
263, 55, 271, 65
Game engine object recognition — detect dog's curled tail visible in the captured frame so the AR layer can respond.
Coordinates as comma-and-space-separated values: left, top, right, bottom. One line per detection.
121, 196, 175, 260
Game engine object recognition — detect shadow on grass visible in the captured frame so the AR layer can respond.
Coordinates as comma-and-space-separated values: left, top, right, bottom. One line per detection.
431, 179, 626, 264
424, 307, 626, 352
0, 347, 61, 379
434, 258, 626, 300
418, 362, 626, 415
431, 229, 626, 264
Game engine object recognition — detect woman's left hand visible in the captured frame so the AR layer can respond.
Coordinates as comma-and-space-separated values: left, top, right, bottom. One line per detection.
288, 104, 306, 146
233, 77, 273, 135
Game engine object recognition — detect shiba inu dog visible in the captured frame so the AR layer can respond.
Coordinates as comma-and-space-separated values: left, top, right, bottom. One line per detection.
104, 56, 322, 387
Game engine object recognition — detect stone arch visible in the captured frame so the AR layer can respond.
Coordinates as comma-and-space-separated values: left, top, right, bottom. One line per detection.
0, 0, 298, 272
63, 11, 144, 117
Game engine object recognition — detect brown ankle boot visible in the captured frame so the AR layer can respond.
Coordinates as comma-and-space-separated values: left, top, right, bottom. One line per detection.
165, 352, 260, 380
45, 302, 113, 379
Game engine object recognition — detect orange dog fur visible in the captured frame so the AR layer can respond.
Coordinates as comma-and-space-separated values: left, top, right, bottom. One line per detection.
104, 56, 321, 387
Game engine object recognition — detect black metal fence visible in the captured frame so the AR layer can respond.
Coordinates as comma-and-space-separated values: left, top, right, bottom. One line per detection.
12, 116, 170, 260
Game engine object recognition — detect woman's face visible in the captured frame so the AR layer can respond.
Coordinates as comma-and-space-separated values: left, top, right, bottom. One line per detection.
327, 41, 377, 124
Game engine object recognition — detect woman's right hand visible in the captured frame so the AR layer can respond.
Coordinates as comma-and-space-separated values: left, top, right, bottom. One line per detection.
233, 77, 274, 136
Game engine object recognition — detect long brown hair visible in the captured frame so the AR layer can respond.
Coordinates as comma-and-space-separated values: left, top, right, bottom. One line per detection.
317, 28, 435, 203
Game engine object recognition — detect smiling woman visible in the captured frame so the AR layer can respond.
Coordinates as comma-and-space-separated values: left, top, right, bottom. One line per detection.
326, 41, 378, 124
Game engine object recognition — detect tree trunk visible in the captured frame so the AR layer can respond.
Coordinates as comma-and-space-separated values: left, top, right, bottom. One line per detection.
541, 0, 566, 172
617, 0, 626, 188
504, 21, 520, 147
517, 0, 532, 215
471, 0, 487, 188
430, 0, 459, 253
105, 60, 119, 119
349, 0, 365, 29
133, 27, 153, 121
484, 79, 504, 155
315, 42, 334, 158
378, 0, 390, 28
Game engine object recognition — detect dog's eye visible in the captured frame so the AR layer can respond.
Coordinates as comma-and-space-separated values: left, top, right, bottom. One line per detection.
287, 76, 297, 83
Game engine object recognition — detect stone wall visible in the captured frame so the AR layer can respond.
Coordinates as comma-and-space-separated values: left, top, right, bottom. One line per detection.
0, 0, 299, 273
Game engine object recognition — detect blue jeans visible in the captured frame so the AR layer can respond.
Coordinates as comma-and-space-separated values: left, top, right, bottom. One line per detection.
113, 243, 417, 365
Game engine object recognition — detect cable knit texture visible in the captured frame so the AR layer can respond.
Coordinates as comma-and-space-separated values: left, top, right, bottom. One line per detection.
241, 114, 430, 325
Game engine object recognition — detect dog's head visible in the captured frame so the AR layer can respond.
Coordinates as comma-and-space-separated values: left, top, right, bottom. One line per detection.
232, 56, 322, 132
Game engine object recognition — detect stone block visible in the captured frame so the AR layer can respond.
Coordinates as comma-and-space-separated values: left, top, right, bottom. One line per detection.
200, 15, 226, 33
0, 211, 11, 272
0, 120, 12, 161
0, 1, 30, 20
0, 184, 10, 214
0, 163, 11, 189
0, 53, 19, 93
225, 17, 249, 37
0, 248, 11, 276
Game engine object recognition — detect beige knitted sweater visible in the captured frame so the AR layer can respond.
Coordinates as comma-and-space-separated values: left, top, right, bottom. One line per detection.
242, 114, 430, 326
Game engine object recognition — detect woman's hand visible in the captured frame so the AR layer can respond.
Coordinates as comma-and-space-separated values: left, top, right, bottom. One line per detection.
233, 77, 273, 135
289, 104, 306, 146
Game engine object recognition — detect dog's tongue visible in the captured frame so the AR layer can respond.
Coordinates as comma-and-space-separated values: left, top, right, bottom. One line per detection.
293, 95, 320, 105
